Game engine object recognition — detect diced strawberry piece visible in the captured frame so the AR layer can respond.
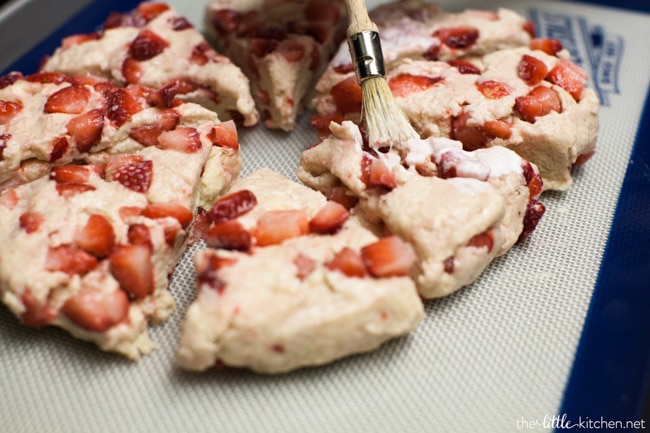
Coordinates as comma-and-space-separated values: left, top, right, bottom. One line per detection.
518, 200, 546, 243
0, 133, 8, 161
360, 236, 416, 278
545, 60, 588, 101
20, 289, 56, 328
209, 189, 257, 224
389, 74, 443, 98
19, 212, 45, 233
0, 100, 22, 124
434, 26, 479, 49
106, 87, 142, 126
306, 0, 341, 22
128, 123, 161, 147
110, 159, 153, 193
46, 245, 98, 276
137, 2, 170, 20
76, 214, 115, 257
310, 111, 344, 134
483, 119, 512, 140
25, 72, 68, 84
156, 127, 202, 153
573, 149, 595, 166
530, 38, 563, 56
55, 182, 96, 198
250, 38, 278, 58
0, 188, 18, 209
129, 29, 169, 61
447, 59, 481, 75
171, 16, 193, 31
467, 229, 495, 252
518, 54, 548, 85
361, 155, 397, 190
523, 21, 536, 38
66, 108, 104, 152
119, 206, 143, 222
61, 32, 101, 49
0, 71, 23, 89
125, 224, 151, 249
143, 203, 193, 228
276, 40, 306, 62
521, 160, 544, 198
326, 247, 366, 278
105, 154, 142, 176
61, 287, 129, 332
204, 220, 252, 251
253, 210, 309, 247
109, 244, 154, 299
329, 186, 358, 210
331, 76, 362, 114
309, 201, 349, 234
515, 86, 561, 123
122, 58, 142, 84
196, 252, 236, 293
44, 85, 90, 114
50, 136, 69, 162
207, 120, 239, 150
293, 253, 316, 280
50, 165, 91, 183
476, 80, 512, 99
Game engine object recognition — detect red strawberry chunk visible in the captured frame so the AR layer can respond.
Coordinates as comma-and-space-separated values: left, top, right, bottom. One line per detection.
50, 136, 69, 162
518, 200, 546, 243
293, 253, 316, 280
126, 224, 152, 250
196, 252, 236, 293
209, 189, 257, 224
434, 26, 479, 49
46, 245, 98, 276
546, 60, 588, 101
137, 2, 170, 21
476, 80, 512, 99
326, 247, 366, 278
360, 236, 416, 278
309, 201, 349, 234
143, 203, 193, 228
61, 32, 101, 49
530, 38, 563, 56
253, 210, 309, 247
156, 127, 202, 153
61, 287, 129, 332
0, 100, 22, 124
129, 123, 163, 147
447, 59, 481, 75
76, 214, 115, 257
276, 40, 306, 62
361, 155, 397, 190
467, 229, 495, 252
129, 29, 169, 61
66, 108, 104, 152
518, 54, 548, 85
19, 212, 45, 233
109, 244, 154, 299
310, 111, 344, 134
106, 87, 142, 126
207, 121, 239, 150
522, 160, 544, 198
50, 165, 91, 184
204, 220, 252, 251
55, 182, 96, 198
0, 133, 9, 161
331, 76, 362, 114
515, 86, 561, 123
44, 85, 90, 114
329, 186, 358, 210
389, 74, 443, 98
122, 58, 143, 85
110, 159, 153, 193
20, 289, 56, 328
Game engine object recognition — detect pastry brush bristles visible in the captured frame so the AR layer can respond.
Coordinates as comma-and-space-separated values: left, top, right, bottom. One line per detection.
360, 77, 419, 147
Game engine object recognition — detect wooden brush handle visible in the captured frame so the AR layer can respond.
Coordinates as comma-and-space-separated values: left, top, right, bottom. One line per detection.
345, 0, 378, 35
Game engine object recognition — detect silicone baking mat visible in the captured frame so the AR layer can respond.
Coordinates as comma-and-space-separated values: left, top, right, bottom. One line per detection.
1, 1, 649, 432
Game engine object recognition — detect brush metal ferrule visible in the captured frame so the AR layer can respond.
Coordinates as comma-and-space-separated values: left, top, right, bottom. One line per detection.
348, 31, 386, 83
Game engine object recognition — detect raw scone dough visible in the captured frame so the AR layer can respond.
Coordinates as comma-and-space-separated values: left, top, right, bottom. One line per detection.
175, 168, 424, 373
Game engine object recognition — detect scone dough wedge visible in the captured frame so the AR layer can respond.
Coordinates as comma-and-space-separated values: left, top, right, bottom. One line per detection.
298, 121, 545, 298
175, 168, 424, 373
0, 77, 243, 359
205, 0, 348, 131
41, 2, 259, 127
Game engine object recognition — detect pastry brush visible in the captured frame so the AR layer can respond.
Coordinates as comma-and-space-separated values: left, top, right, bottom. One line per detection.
344, 0, 419, 148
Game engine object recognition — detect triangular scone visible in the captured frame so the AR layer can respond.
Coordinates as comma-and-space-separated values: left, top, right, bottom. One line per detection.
0, 72, 242, 207
312, 0, 532, 120
40, 2, 259, 127
0, 80, 242, 359
175, 168, 423, 373
297, 121, 545, 298
205, 0, 348, 131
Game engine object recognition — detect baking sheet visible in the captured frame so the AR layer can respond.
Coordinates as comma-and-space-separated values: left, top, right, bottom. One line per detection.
1, 1, 649, 432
